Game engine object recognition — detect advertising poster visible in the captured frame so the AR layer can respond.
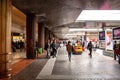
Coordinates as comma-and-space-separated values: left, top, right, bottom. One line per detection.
113, 27, 120, 40
99, 41, 106, 48
99, 31, 105, 40
106, 31, 113, 50
99, 31, 106, 49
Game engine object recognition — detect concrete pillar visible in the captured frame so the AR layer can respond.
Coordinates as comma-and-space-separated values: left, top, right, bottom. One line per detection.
26, 13, 36, 59
49, 31, 54, 41
0, 0, 12, 78
48, 31, 51, 40
49, 31, 52, 40
38, 23, 45, 50
45, 28, 49, 43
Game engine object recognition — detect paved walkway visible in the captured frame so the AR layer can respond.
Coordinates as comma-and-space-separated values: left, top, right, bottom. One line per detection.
11, 47, 120, 80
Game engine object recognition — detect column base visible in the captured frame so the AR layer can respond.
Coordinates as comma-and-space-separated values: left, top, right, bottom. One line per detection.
0, 53, 12, 79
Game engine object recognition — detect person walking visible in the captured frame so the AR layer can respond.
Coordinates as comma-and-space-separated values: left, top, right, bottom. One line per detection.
51, 40, 57, 58
87, 41, 93, 56
113, 41, 118, 60
44, 40, 51, 58
19, 40, 24, 52
66, 41, 72, 62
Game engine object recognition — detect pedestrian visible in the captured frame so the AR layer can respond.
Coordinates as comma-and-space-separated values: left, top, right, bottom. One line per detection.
44, 40, 51, 58
19, 40, 24, 52
87, 41, 93, 56
66, 41, 72, 62
82, 41, 85, 47
93, 42, 96, 51
12, 41, 16, 52
113, 41, 118, 60
50, 40, 57, 58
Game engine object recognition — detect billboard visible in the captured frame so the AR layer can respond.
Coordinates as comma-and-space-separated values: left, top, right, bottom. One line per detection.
113, 27, 120, 40
99, 31, 105, 40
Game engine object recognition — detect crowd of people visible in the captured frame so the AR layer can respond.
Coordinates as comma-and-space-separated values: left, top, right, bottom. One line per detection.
12, 40, 25, 52
43, 39, 95, 61
44, 40, 58, 58
66, 41, 93, 62
65, 40, 120, 63
11, 39, 120, 64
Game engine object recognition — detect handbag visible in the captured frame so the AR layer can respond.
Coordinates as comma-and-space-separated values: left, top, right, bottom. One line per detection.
82, 47, 85, 51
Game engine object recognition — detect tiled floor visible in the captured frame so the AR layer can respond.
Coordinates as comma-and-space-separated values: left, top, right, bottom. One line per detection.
10, 47, 120, 80
12, 59, 34, 76
12, 50, 26, 64
11, 50, 46, 76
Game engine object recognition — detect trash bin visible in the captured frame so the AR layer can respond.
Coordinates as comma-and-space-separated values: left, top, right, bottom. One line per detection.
36, 48, 42, 58
38, 48, 42, 54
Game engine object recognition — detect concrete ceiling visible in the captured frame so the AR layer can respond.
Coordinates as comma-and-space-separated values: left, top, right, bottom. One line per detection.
12, 0, 120, 39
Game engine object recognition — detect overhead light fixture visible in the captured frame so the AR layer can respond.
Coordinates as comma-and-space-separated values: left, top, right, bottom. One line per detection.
69, 28, 102, 32
76, 10, 120, 22
69, 28, 112, 32
66, 33, 85, 35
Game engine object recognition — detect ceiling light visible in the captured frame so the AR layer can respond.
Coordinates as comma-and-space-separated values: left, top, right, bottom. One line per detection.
76, 10, 120, 22
69, 28, 102, 32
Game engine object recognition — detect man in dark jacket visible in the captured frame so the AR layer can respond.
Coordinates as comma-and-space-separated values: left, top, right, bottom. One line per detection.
51, 40, 57, 58
44, 40, 51, 58
87, 41, 93, 56
113, 41, 118, 60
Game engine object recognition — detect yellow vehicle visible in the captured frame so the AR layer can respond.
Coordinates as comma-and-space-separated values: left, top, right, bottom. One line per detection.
73, 41, 83, 54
